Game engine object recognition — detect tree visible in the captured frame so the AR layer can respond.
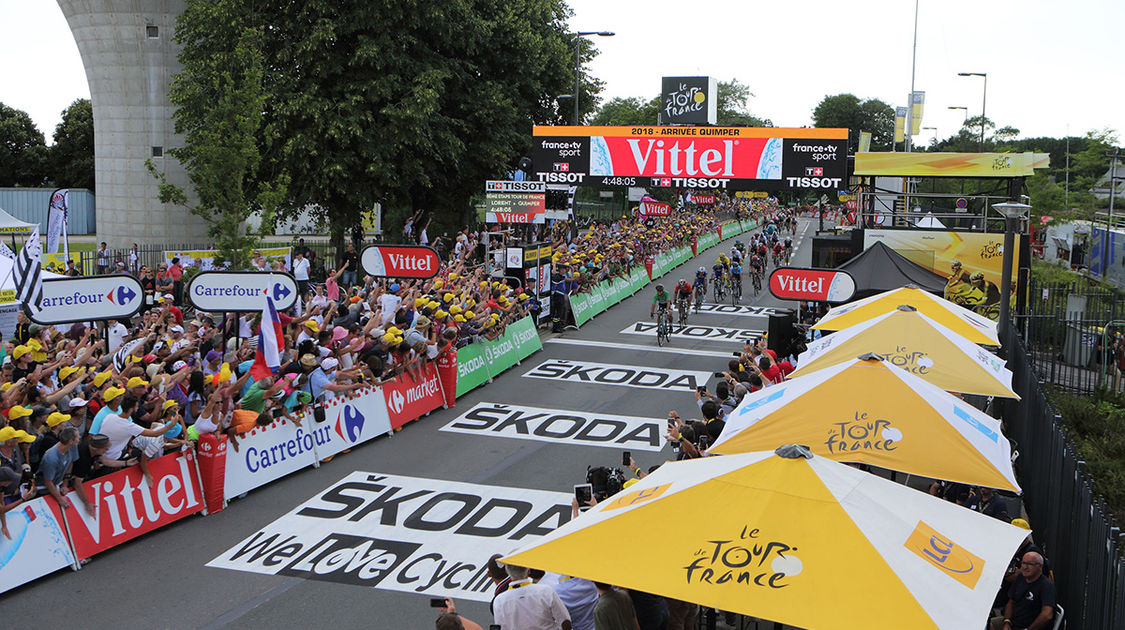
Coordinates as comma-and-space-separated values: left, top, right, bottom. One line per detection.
811, 94, 894, 152
150, 6, 286, 268
0, 102, 47, 187
715, 79, 771, 127
48, 99, 94, 190
590, 96, 660, 126
167, 0, 590, 251
591, 79, 771, 127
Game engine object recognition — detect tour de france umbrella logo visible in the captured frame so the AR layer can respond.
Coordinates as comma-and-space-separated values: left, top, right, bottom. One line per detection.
682, 524, 803, 590
824, 412, 903, 454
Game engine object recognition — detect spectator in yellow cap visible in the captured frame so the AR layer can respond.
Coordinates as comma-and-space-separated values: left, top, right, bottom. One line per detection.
93, 369, 113, 389
90, 386, 126, 435
126, 376, 149, 397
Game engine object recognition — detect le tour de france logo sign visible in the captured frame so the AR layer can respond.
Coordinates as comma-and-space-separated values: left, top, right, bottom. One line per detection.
187, 272, 299, 312
361, 245, 441, 279
29, 275, 144, 324
768, 267, 856, 303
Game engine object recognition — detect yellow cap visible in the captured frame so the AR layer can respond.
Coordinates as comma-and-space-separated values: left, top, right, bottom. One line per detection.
383, 333, 397, 344
163, 400, 180, 412
103, 386, 126, 402
443, 292, 454, 302
93, 369, 113, 388
434, 310, 447, 319
126, 376, 149, 389
59, 366, 81, 380
46, 412, 71, 428
448, 273, 458, 280
304, 320, 319, 332
25, 338, 41, 351
434, 279, 444, 289
7, 405, 33, 420
13, 430, 36, 444
465, 311, 475, 319
450, 305, 462, 314
454, 314, 466, 322
1011, 518, 1031, 530
0, 426, 18, 441
11, 345, 30, 360
387, 326, 402, 336
519, 293, 529, 301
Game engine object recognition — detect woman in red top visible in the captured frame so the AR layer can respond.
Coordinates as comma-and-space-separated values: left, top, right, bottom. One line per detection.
168, 258, 184, 305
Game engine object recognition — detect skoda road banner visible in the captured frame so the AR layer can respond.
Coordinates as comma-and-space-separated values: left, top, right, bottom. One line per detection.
531, 126, 848, 191
638, 200, 672, 217
441, 402, 667, 451
619, 321, 764, 344
0, 496, 78, 594
49, 450, 205, 559
360, 245, 441, 279
484, 192, 547, 224
522, 359, 710, 393
29, 275, 144, 324
187, 272, 299, 312
208, 472, 572, 602
768, 267, 857, 303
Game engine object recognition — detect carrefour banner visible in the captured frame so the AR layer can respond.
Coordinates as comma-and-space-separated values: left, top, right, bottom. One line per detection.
532, 126, 848, 192
864, 229, 1025, 320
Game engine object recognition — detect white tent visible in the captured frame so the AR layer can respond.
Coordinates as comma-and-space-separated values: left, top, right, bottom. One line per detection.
0, 255, 65, 305
915, 213, 946, 229
0, 207, 37, 236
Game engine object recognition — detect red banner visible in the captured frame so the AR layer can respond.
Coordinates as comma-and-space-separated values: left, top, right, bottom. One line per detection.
768, 267, 857, 303
639, 200, 672, 216
360, 245, 441, 279
382, 362, 446, 428
50, 450, 206, 559
196, 433, 227, 514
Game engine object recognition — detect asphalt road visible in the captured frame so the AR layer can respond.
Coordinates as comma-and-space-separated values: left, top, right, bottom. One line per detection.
1, 218, 818, 629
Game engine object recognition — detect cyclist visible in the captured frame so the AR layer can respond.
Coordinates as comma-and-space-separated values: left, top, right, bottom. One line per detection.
650, 284, 672, 327
713, 253, 729, 283
784, 235, 793, 262
729, 258, 743, 296
730, 246, 743, 265
694, 267, 708, 293
674, 278, 693, 319
773, 240, 785, 265
749, 252, 764, 290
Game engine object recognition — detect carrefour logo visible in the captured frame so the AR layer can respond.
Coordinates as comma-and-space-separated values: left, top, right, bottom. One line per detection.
41, 285, 137, 308
273, 282, 291, 302
388, 390, 406, 415
334, 405, 365, 443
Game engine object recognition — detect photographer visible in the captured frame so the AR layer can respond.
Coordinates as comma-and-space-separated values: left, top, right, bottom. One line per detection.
434, 598, 484, 630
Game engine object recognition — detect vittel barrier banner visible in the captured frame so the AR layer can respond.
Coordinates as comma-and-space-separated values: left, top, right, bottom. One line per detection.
532, 126, 848, 191
49, 449, 205, 559
0, 497, 77, 594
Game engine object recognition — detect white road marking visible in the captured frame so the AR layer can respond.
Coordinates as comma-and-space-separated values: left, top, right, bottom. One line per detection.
546, 338, 737, 358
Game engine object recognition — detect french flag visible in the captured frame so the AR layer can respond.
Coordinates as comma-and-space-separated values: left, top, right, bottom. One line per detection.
249, 296, 285, 380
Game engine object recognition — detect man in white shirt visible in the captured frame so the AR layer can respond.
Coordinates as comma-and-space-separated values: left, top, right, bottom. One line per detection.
493, 564, 572, 630
100, 395, 174, 460
378, 284, 403, 326
107, 318, 129, 353
293, 251, 311, 297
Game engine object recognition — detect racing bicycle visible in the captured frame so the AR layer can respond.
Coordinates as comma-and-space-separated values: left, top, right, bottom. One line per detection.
677, 295, 691, 326
655, 306, 672, 346
713, 272, 726, 302
730, 274, 742, 304
693, 284, 705, 313
751, 269, 762, 296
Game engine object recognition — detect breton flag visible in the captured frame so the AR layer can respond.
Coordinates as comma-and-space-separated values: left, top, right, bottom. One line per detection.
46, 188, 69, 256
15, 226, 44, 315
249, 294, 284, 380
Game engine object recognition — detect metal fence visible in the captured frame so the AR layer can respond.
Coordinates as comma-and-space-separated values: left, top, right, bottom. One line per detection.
1005, 322, 1125, 630
1023, 278, 1125, 394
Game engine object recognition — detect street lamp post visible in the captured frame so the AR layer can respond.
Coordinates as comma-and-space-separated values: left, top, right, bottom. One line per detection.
957, 72, 987, 151
947, 105, 968, 123
992, 201, 1030, 349
573, 31, 614, 124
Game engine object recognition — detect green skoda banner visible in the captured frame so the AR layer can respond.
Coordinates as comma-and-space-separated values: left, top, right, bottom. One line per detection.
455, 316, 543, 397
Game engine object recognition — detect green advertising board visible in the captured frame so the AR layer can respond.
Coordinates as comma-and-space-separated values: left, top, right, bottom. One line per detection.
455, 342, 490, 397
455, 316, 542, 397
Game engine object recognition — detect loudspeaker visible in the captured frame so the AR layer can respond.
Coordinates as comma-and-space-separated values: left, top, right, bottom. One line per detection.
767, 309, 797, 357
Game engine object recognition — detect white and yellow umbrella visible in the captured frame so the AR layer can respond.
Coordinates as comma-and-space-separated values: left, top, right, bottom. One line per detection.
709, 355, 1020, 492
813, 286, 999, 345
791, 305, 1017, 398
503, 446, 1030, 630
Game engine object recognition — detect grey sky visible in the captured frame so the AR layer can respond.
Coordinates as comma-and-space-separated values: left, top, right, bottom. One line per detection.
3, 0, 1121, 145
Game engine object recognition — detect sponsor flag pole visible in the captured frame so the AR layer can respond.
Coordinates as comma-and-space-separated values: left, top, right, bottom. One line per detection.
186, 445, 212, 516
55, 497, 83, 570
